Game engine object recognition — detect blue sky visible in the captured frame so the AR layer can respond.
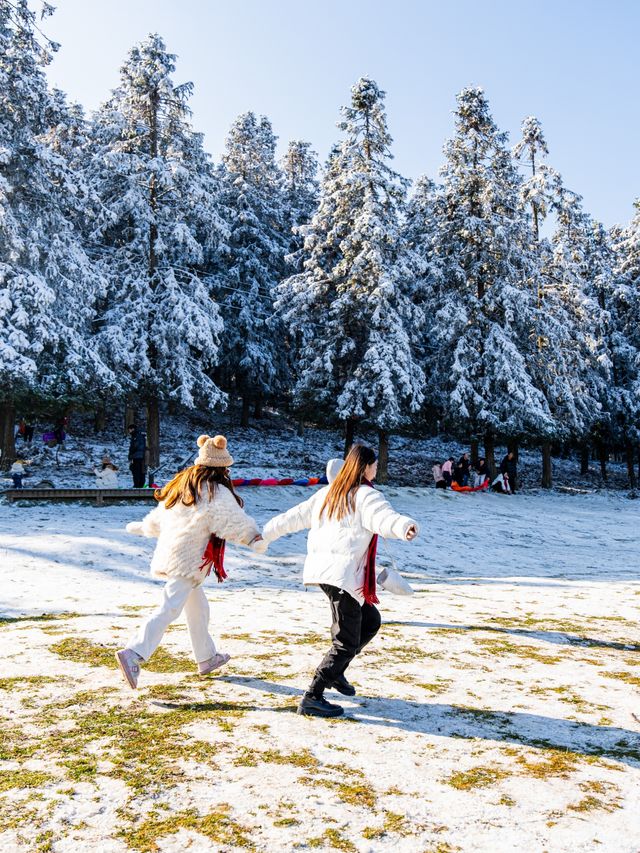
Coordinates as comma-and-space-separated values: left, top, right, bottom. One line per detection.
45, 0, 639, 227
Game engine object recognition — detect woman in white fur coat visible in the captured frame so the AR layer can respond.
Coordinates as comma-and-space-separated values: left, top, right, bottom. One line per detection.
262, 443, 418, 718
115, 434, 263, 689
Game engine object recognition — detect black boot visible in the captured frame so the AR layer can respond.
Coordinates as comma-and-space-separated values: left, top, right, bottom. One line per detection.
297, 692, 344, 718
330, 673, 356, 696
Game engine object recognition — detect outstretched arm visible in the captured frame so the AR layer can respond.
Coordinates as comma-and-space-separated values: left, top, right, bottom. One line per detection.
262, 493, 318, 544
126, 505, 163, 538
360, 489, 419, 541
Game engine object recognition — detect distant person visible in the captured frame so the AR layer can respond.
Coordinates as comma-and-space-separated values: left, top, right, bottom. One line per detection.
472, 458, 488, 488
500, 451, 518, 494
441, 457, 454, 488
94, 456, 119, 488
53, 416, 67, 445
115, 434, 264, 689
260, 443, 419, 718
432, 463, 447, 489
457, 452, 471, 486
127, 424, 147, 488
10, 459, 27, 489
24, 416, 35, 445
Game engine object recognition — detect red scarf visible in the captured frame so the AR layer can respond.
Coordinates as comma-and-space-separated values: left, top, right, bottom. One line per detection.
200, 534, 227, 582
359, 478, 379, 606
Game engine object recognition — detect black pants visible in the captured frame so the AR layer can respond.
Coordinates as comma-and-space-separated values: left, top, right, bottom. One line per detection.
309, 584, 381, 696
131, 459, 146, 488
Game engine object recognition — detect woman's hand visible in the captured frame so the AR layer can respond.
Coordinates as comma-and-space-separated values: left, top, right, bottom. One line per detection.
249, 533, 268, 554
405, 525, 417, 541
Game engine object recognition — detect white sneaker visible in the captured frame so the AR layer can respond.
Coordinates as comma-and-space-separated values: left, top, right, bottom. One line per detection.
115, 648, 141, 689
198, 652, 231, 675
377, 565, 414, 596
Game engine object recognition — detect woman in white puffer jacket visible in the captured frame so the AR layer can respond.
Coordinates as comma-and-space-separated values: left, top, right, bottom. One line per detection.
262, 444, 418, 718
115, 434, 263, 689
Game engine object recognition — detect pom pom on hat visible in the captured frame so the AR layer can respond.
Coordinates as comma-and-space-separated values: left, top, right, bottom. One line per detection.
212, 435, 227, 449
197, 434, 209, 448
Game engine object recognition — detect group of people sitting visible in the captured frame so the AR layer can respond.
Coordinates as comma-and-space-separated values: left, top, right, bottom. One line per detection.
433, 450, 518, 494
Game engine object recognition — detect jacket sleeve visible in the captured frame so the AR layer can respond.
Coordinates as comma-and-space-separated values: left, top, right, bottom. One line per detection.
262, 493, 318, 543
126, 505, 163, 538
359, 488, 419, 540
208, 489, 260, 546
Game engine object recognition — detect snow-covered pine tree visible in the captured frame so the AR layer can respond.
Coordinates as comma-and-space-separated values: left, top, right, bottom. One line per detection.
432, 88, 551, 475
214, 112, 288, 425
402, 175, 443, 432
87, 34, 226, 467
0, 0, 111, 465
513, 116, 611, 487
277, 78, 425, 475
281, 140, 319, 263
611, 202, 640, 486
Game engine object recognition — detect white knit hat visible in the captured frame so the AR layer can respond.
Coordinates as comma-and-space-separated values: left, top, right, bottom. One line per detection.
195, 434, 234, 468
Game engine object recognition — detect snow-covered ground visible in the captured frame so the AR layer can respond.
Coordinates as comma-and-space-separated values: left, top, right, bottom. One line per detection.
1, 486, 639, 852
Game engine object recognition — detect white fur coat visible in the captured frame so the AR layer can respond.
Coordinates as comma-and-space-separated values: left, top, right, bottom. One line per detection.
126, 485, 260, 582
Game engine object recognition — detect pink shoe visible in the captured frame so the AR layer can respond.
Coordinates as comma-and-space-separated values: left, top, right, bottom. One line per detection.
198, 652, 231, 675
116, 648, 141, 689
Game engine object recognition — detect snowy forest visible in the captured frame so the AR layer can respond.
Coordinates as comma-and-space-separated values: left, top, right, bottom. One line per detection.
1, 0, 640, 488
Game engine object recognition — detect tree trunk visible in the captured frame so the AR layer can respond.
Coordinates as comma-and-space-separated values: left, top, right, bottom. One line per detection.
597, 439, 608, 482
377, 429, 389, 484
625, 441, 636, 490
637, 444, 640, 485
541, 442, 552, 489
146, 397, 160, 470
470, 438, 479, 469
507, 439, 519, 463
580, 444, 589, 475
241, 396, 250, 428
296, 418, 304, 437
0, 398, 16, 470
94, 403, 106, 434
124, 403, 136, 434
484, 432, 496, 480
254, 396, 263, 420
344, 417, 355, 459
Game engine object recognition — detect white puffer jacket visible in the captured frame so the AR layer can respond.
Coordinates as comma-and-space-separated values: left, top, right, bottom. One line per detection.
126, 485, 260, 583
262, 485, 418, 605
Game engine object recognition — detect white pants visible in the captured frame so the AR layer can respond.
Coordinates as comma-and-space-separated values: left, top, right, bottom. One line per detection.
127, 575, 217, 664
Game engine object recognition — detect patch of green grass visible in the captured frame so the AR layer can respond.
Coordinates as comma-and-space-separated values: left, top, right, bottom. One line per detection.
121, 805, 254, 851
599, 670, 640, 687
473, 637, 562, 664
0, 769, 53, 793
0, 675, 59, 692
0, 612, 82, 627
4, 693, 246, 795
418, 678, 453, 695
515, 749, 578, 779
443, 765, 510, 790
49, 637, 194, 673
568, 795, 622, 813
306, 828, 356, 851
300, 774, 376, 809
233, 747, 318, 769
362, 810, 410, 839
273, 817, 300, 827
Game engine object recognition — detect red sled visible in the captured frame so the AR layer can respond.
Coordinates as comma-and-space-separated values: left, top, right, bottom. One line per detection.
451, 479, 489, 493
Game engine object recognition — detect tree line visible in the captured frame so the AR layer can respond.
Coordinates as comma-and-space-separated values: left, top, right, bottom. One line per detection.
1, 1, 639, 487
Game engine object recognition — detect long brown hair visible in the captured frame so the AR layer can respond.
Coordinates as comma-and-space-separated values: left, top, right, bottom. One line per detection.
155, 465, 243, 510
320, 444, 376, 522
